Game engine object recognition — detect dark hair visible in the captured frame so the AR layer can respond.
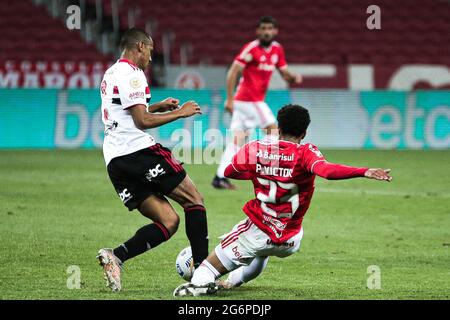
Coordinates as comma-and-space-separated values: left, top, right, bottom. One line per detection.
277, 104, 311, 138
119, 28, 152, 51
258, 16, 278, 28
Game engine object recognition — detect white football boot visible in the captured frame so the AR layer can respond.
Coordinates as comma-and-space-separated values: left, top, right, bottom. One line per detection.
173, 282, 218, 297
96, 248, 123, 292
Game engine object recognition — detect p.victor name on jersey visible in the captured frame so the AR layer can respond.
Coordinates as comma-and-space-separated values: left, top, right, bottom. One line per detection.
256, 163, 293, 177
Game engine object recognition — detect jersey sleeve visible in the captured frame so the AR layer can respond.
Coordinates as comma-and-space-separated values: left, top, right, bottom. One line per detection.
234, 43, 254, 67
231, 142, 258, 172
276, 45, 288, 69
301, 144, 326, 173
116, 69, 148, 109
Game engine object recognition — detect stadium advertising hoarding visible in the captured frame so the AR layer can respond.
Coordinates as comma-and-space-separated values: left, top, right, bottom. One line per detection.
0, 89, 448, 150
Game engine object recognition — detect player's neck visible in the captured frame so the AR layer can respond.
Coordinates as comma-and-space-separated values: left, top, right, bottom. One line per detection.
120, 51, 140, 67
279, 135, 302, 145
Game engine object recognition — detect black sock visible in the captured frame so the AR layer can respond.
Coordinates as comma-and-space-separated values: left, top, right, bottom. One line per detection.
113, 223, 170, 263
184, 205, 209, 268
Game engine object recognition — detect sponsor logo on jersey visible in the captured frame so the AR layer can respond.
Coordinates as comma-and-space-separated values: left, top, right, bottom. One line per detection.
262, 214, 287, 230
257, 63, 276, 71
118, 188, 132, 204
256, 163, 293, 177
256, 150, 295, 161
263, 220, 283, 239
145, 164, 166, 181
129, 91, 145, 100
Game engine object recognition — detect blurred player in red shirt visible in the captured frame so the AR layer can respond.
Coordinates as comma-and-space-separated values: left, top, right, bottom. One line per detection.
174, 104, 392, 296
212, 16, 302, 190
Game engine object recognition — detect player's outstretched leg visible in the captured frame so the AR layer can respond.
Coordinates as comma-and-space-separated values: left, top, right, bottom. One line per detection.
98, 194, 179, 292
167, 175, 209, 268
217, 256, 269, 289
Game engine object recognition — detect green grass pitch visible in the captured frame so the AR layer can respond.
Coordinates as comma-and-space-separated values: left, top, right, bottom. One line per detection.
0, 149, 449, 300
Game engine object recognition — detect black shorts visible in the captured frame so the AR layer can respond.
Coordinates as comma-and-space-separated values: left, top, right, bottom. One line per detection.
107, 143, 186, 211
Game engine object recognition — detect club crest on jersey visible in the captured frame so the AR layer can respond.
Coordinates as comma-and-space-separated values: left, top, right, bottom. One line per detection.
308, 144, 323, 158
271, 54, 279, 64
130, 77, 142, 89
145, 164, 166, 181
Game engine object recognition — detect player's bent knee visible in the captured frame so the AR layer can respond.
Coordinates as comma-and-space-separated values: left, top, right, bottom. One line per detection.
165, 214, 180, 236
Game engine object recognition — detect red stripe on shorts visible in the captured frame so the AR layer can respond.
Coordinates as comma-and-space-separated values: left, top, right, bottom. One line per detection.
221, 220, 252, 249
159, 148, 183, 172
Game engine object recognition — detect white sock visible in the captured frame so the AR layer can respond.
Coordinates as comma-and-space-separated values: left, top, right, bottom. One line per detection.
191, 260, 221, 286
227, 256, 269, 287
216, 142, 240, 178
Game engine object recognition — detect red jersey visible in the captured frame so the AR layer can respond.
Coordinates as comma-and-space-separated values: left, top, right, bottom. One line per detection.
228, 140, 324, 244
226, 140, 368, 244
234, 40, 287, 102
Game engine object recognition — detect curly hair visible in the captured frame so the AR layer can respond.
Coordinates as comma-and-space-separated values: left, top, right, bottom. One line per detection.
277, 104, 311, 138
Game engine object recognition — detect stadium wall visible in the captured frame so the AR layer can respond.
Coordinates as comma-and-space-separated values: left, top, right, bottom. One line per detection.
0, 89, 449, 150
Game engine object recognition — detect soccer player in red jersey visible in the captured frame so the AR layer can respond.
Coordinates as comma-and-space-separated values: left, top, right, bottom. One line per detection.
212, 16, 303, 190
174, 104, 392, 296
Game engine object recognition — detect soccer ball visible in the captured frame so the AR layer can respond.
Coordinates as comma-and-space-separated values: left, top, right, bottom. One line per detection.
175, 246, 194, 281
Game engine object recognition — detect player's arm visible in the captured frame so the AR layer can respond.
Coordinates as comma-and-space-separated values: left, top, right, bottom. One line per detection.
224, 163, 252, 180
129, 101, 201, 130
313, 161, 392, 182
223, 143, 254, 180
224, 61, 244, 114
278, 67, 302, 85
148, 97, 180, 113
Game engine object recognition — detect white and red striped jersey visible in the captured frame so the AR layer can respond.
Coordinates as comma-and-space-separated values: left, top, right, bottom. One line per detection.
100, 59, 155, 165
234, 40, 287, 102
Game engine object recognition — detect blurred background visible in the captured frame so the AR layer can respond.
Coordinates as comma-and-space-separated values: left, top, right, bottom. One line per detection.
0, 0, 449, 149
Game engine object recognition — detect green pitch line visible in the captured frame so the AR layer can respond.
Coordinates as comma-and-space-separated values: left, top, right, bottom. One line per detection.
0, 149, 449, 299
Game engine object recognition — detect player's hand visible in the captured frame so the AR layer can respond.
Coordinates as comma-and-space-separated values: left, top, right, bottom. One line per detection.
177, 100, 202, 118
292, 73, 302, 84
364, 168, 392, 182
224, 99, 234, 114
159, 97, 180, 112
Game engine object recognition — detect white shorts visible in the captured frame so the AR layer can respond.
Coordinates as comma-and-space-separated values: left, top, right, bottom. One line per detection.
215, 218, 303, 271
230, 100, 277, 131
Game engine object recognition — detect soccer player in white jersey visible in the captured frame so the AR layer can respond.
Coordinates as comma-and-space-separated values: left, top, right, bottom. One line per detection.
212, 16, 303, 190
97, 28, 209, 292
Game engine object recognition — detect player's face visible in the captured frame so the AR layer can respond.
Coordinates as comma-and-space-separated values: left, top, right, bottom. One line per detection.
256, 23, 278, 46
140, 40, 153, 70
